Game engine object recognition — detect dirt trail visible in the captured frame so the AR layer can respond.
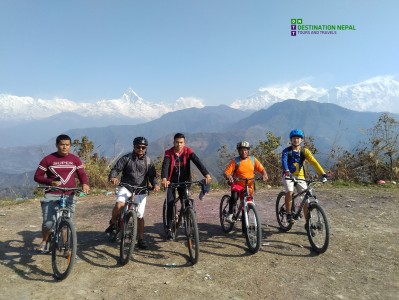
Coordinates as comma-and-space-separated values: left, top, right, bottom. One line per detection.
0, 186, 398, 300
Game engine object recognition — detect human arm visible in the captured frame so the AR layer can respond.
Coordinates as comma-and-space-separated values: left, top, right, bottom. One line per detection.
190, 152, 212, 184
147, 161, 160, 192
108, 156, 126, 184
161, 155, 171, 188
254, 158, 268, 182
304, 148, 326, 176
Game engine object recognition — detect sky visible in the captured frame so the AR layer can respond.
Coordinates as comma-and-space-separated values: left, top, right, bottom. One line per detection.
0, 0, 398, 106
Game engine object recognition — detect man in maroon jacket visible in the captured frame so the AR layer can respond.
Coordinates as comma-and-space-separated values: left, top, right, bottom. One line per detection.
34, 134, 90, 252
161, 133, 211, 240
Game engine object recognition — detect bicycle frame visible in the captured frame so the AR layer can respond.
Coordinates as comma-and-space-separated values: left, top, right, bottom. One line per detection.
289, 178, 319, 218
231, 177, 256, 225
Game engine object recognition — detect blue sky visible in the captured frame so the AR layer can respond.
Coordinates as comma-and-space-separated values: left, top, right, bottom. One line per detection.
0, 0, 397, 105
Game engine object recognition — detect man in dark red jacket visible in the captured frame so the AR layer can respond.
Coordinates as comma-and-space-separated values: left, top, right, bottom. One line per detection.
161, 133, 211, 240
34, 134, 90, 252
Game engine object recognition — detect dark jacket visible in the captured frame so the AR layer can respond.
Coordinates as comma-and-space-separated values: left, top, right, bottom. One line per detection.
161, 146, 209, 183
109, 153, 158, 193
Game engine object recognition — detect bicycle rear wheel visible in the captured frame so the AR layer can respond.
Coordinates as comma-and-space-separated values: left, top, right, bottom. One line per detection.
275, 191, 293, 232
52, 219, 77, 280
185, 207, 199, 264
120, 210, 138, 265
243, 202, 262, 254
219, 195, 235, 233
306, 203, 330, 254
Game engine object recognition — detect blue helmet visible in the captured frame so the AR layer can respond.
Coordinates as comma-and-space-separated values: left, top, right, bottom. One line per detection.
289, 129, 304, 139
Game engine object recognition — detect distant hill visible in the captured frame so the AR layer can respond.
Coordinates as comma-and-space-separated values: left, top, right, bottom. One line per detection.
0, 100, 397, 199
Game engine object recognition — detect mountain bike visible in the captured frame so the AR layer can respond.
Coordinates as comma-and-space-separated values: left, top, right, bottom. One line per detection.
275, 176, 330, 254
111, 182, 152, 265
219, 177, 262, 254
37, 186, 82, 280
162, 180, 205, 265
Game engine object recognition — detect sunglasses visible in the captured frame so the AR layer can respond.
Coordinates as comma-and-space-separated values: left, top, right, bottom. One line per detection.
135, 146, 147, 150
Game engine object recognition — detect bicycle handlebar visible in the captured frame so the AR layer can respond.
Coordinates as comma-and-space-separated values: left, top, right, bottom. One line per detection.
167, 180, 205, 188
284, 176, 327, 184
118, 182, 154, 193
36, 186, 83, 193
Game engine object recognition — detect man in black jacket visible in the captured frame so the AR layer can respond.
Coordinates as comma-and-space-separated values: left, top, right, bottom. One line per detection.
105, 137, 160, 249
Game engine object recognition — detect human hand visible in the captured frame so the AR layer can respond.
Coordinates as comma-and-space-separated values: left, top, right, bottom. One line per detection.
153, 185, 161, 192
321, 174, 328, 183
162, 178, 169, 189
82, 184, 90, 194
284, 170, 291, 178
205, 174, 212, 185
109, 178, 119, 185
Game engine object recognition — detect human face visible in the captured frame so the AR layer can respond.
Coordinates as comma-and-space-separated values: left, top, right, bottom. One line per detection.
291, 136, 303, 147
173, 137, 185, 154
134, 144, 147, 157
238, 147, 249, 159
56, 140, 71, 157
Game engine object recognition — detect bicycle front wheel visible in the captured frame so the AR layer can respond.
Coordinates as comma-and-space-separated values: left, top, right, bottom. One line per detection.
275, 191, 293, 232
120, 210, 138, 265
306, 203, 330, 254
185, 207, 199, 264
52, 219, 77, 280
243, 202, 262, 254
220, 195, 235, 233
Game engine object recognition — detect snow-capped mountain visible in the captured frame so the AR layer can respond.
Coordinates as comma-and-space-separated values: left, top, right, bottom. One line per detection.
1, 76, 398, 124
0, 88, 204, 122
231, 76, 399, 113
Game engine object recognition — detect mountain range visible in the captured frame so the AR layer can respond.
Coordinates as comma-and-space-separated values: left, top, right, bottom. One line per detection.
1, 99, 397, 199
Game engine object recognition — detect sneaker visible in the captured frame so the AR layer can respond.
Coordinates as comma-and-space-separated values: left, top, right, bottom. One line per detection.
136, 239, 148, 250
105, 223, 116, 235
166, 230, 173, 241
287, 214, 295, 224
226, 214, 235, 224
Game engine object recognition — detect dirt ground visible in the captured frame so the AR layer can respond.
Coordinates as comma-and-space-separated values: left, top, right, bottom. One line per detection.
0, 185, 398, 300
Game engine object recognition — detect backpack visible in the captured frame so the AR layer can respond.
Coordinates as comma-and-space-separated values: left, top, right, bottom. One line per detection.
287, 146, 306, 173
233, 155, 255, 176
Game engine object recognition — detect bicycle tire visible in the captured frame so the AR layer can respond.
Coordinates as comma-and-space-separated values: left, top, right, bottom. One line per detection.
306, 203, 330, 254
52, 219, 77, 280
119, 210, 138, 265
219, 195, 234, 233
162, 198, 168, 234
185, 207, 200, 264
243, 202, 262, 254
275, 191, 294, 232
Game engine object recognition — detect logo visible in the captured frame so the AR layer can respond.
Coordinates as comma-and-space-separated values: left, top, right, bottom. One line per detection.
290, 18, 356, 36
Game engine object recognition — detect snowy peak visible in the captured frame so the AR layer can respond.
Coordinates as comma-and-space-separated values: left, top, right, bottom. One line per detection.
231, 76, 399, 113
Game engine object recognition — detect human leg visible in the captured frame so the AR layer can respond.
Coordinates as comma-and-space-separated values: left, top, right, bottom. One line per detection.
282, 176, 295, 223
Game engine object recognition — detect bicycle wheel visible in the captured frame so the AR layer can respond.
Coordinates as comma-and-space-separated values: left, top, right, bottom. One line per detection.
185, 207, 200, 264
275, 191, 294, 232
162, 198, 168, 234
219, 195, 234, 233
120, 210, 138, 265
243, 202, 262, 254
52, 219, 77, 280
306, 203, 330, 254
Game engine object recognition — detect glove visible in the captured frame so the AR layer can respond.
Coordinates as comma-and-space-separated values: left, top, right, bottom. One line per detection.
284, 171, 290, 177
321, 174, 328, 183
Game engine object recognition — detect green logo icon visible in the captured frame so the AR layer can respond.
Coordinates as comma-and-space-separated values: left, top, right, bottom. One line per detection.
291, 18, 302, 24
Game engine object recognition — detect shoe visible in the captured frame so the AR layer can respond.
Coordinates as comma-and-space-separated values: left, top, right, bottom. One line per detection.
166, 230, 173, 241
287, 214, 295, 224
35, 242, 49, 254
226, 214, 235, 224
105, 223, 116, 235
136, 239, 148, 250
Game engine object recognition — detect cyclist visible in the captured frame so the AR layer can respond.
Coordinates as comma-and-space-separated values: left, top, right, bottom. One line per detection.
105, 136, 160, 250
223, 141, 269, 223
161, 133, 212, 240
281, 129, 328, 224
33, 134, 90, 253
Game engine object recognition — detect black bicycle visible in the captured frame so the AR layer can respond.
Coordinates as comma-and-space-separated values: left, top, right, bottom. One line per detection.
162, 180, 205, 265
219, 177, 262, 254
37, 186, 82, 280
275, 177, 330, 254
112, 182, 152, 265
